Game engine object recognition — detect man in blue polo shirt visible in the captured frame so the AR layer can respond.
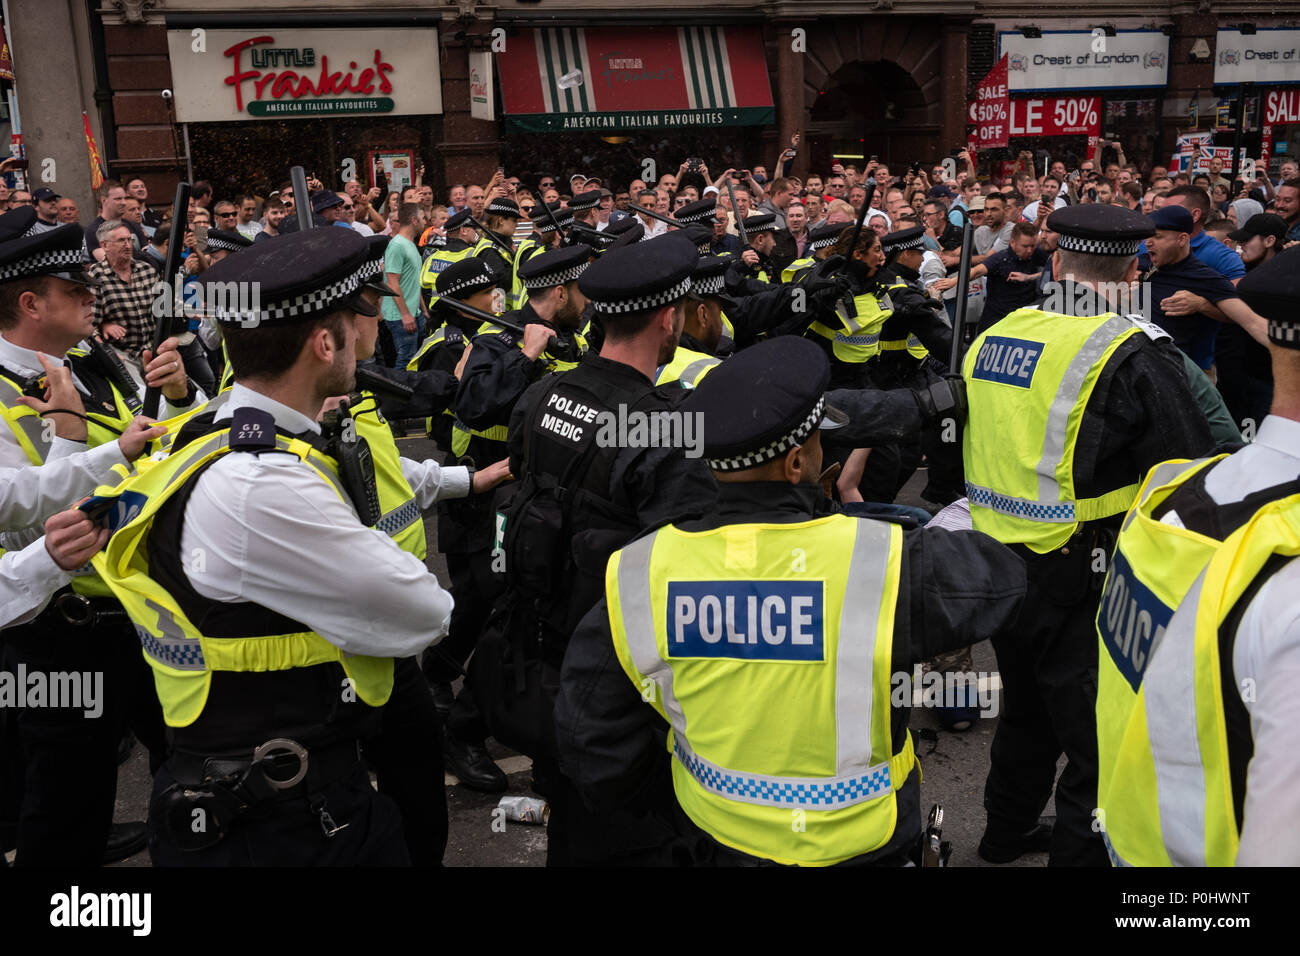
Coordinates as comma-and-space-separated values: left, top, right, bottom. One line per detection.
1143, 205, 1267, 376
1163, 184, 1246, 282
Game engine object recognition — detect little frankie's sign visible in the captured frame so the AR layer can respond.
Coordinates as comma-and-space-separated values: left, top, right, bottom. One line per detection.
166, 28, 440, 123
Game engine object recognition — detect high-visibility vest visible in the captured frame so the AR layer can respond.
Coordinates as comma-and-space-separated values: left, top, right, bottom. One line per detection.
509, 238, 545, 311
806, 282, 905, 364
962, 308, 1144, 553
420, 243, 475, 309
605, 514, 917, 866
92, 418, 394, 727
351, 391, 426, 561
0, 358, 137, 597
450, 320, 586, 459
782, 257, 815, 283
1095, 456, 1300, 866
655, 347, 720, 389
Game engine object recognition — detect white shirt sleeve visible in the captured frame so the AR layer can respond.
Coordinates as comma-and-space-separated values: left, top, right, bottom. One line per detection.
181, 450, 454, 658
1234, 558, 1300, 866
0, 440, 129, 529
0, 537, 72, 629
400, 457, 471, 510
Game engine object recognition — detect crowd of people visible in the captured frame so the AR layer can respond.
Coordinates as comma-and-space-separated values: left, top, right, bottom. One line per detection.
0, 128, 1297, 872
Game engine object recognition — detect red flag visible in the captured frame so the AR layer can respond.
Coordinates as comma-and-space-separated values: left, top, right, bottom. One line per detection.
82, 112, 105, 190
0, 21, 14, 82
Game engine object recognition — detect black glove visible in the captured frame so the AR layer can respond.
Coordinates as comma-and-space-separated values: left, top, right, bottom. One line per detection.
913, 373, 967, 425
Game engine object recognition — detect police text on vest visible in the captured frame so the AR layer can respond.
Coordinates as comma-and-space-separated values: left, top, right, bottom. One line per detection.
1098, 550, 1174, 692
667, 581, 825, 660
970, 335, 1044, 388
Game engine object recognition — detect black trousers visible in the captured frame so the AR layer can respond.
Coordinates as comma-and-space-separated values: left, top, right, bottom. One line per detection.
982, 534, 1110, 867
421, 547, 502, 745
362, 656, 447, 867
0, 609, 165, 866
148, 762, 409, 866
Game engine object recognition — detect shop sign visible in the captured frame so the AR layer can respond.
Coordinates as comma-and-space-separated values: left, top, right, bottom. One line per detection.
165, 28, 441, 122
998, 31, 1168, 92
970, 95, 1101, 137
469, 50, 494, 122
1215, 30, 1300, 86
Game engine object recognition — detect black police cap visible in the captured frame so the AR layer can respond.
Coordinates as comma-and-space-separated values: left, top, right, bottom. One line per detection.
689, 255, 730, 298
0, 215, 94, 287
360, 235, 397, 297
517, 244, 591, 290
1237, 244, 1300, 350
205, 228, 254, 255
578, 230, 696, 316
201, 227, 378, 325
446, 208, 474, 231
435, 256, 500, 298
674, 196, 718, 225
486, 197, 521, 219
682, 335, 847, 473
604, 217, 646, 249
680, 223, 713, 254
1047, 204, 1153, 257
881, 225, 926, 253
807, 221, 846, 252
569, 189, 602, 212
742, 212, 778, 235
531, 201, 570, 235
567, 222, 617, 252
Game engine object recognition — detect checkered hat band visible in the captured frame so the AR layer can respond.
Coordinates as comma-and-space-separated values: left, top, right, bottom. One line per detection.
360, 256, 387, 283
487, 201, 519, 216
1268, 320, 1300, 349
809, 237, 837, 251
884, 237, 925, 252
746, 222, 778, 234
215, 258, 370, 324
1057, 234, 1141, 257
594, 275, 691, 314
677, 210, 715, 224
523, 262, 589, 289
534, 220, 559, 234
696, 241, 710, 254
206, 236, 247, 254
439, 268, 497, 298
709, 396, 825, 472
21, 224, 42, 238
0, 248, 83, 282
570, 198, 599, 211
690, 274, 725, 297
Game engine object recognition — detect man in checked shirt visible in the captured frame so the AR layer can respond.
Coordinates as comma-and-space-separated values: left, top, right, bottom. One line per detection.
88, 219, 160, 360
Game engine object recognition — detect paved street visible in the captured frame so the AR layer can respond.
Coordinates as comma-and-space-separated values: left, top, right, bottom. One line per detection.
108, 428, 1054, 868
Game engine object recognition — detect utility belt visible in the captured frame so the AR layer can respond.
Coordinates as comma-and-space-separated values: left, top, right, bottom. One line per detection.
154, 737, 363, 851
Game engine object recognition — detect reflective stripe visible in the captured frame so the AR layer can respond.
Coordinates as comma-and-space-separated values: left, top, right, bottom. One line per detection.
616, 520, 895, 811
375, 498, 421, 537
672, 735, 892, 810
1122, 459, 1204, 532
0, 377, 52, 463
678, 357, 719, 384
160, 429, 348, 504
1142, 565, 1210, 866
835, 519, 891, 776
138, 598, 206, 671
965, 482, 1076, 523
837, 331, 879, 347
1103, 831, 1133, 867
1036, 315, 1132, 504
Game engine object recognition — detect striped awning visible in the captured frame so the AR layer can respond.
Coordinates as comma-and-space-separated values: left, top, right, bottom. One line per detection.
499, 25, 774, 133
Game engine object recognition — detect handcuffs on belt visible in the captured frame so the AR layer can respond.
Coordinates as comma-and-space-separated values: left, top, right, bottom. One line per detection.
54, 591, 127, 627
153, 738, 350, 851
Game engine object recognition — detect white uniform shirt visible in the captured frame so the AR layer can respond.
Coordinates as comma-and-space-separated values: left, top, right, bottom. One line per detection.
0, 441, 130, 628
179, 384, 461, 659
0, 333, 200, 470
1195, 414, 1300, 865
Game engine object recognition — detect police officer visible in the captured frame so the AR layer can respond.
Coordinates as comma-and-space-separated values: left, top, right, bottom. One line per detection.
568, 189, 602, 229
962, 204, 1215, 866
554, 335, 1026, 866
482, 231, 716, 865
344, 239, 509, 865
473, 197, 521, 303
781, 221, 844, 283
95, 227, 456, 865
509, 201, 569, 311
0, 211, 196, 865
419, 208, 478, 313
724, 211, 778, 294
1095, 245, 1300, 866
656, 257, 728, 388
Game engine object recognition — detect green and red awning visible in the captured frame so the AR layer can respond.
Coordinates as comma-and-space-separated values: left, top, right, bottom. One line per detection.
499, 25, 774, 133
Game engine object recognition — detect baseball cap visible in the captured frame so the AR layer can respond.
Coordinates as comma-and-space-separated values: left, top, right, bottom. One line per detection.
32, 187, 61, 202
1228, 213, 1288, 244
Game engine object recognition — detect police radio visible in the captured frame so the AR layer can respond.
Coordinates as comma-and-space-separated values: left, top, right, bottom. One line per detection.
322, 398, 382, 527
